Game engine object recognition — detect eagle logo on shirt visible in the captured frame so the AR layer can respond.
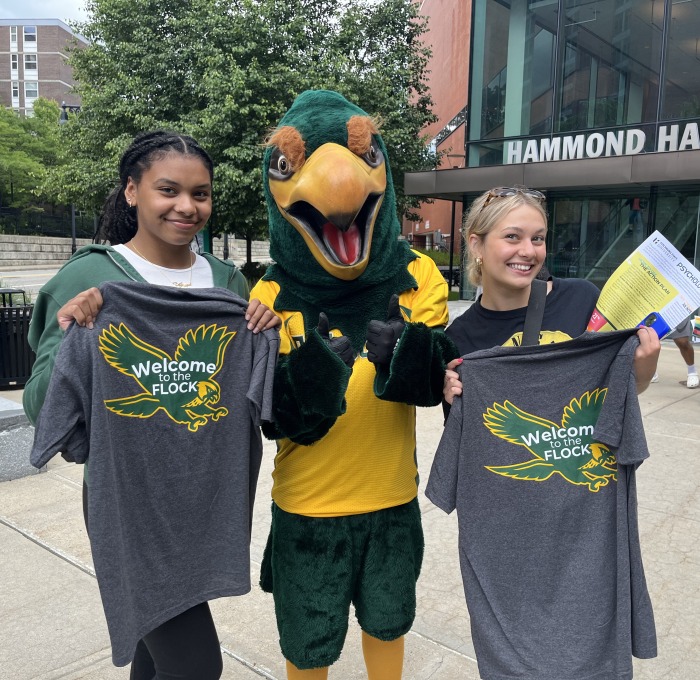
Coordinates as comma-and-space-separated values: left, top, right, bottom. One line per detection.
483, 388, 617, 492
98, 323, 236, 431
504, 329, 573, 346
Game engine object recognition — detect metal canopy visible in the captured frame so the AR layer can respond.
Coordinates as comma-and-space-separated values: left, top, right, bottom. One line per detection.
404, 149, 700, 200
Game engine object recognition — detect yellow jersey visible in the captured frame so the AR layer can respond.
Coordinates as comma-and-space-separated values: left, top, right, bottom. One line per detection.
251, 252, 449, 517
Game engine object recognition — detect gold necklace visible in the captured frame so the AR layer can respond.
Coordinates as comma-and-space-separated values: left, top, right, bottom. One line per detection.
128, 242, 194, 288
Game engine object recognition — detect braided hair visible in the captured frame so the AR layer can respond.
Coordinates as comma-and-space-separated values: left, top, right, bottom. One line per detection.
95, 131, 214, 245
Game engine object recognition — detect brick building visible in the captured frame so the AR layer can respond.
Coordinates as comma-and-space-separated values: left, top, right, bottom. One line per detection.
0, 19, 87, 115
402, 1, 470, 256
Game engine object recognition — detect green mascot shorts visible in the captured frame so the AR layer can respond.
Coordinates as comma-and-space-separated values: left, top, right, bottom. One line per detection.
260, 499, 424, 670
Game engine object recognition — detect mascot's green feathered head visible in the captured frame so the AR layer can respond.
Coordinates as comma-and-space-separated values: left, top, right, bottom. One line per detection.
263, 90, 403, 285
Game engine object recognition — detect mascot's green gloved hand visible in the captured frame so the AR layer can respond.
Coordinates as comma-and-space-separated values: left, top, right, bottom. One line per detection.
366, 295, 406, 366
317, 312, 355, 368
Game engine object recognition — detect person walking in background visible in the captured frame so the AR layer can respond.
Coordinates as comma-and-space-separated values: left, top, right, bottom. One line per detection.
650, 315, 698, 388
625, 196, 645, 242
25, 130, 279, 680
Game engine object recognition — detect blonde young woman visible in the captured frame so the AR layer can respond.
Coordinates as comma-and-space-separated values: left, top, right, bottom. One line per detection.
431, 186, 660, 680
443, 186, 659, 403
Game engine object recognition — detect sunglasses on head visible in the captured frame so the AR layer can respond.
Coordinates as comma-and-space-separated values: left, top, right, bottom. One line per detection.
483, 186, 546, 207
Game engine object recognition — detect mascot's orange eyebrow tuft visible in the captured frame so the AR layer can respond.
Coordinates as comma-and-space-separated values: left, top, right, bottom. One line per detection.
266, 126, 306, 172
347, 116, 380, 156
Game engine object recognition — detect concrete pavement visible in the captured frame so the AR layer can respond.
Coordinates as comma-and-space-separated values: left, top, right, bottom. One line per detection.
0, 265, 62, 299
1, 332, 699, 678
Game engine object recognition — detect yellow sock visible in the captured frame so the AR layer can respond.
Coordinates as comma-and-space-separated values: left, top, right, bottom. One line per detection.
362, 631, 404, 680
285, 660, 329, 680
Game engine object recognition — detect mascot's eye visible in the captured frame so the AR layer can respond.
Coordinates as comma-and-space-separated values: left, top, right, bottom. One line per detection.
362, 140, 384, 168
269, 149, 294, 181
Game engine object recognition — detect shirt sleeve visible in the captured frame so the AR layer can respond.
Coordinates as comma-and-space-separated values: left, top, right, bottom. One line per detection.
249, 278, 299, 358
23, 289, 64, 425
594, 336, 649, 466
30, 341, 90, 468
616, 370, 650, 466
247, 328, 280, 426
425, 391, 463, 514
228, 266, 250, 299
404, 256, 449, 328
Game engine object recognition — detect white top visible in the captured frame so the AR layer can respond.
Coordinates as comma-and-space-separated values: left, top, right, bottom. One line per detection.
113, 243, 214, 288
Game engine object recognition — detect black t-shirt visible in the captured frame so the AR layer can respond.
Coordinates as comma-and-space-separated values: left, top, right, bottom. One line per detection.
447, 277, 600, 356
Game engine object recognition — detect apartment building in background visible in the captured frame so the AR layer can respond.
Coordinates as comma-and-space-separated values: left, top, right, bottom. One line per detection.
0, 18, 87, 114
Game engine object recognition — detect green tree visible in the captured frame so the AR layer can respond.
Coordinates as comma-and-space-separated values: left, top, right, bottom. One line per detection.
48, 0, 438, 259
0, 99, 63, 209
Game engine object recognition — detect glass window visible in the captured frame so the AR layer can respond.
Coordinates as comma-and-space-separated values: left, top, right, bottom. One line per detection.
23, 26, 37, 42
662, 0, 700, 120
548, 193, 652, 284
557, 1, 662, 132
466, 0, 698, 166
469, 0, 510, 143
11, 54, 18, 70
10, 26, 18, 43
24, 54, 37, 70
469, 0, 557, 143
558, 44, 591, 132
24, 81, 38, 99
529, 28, 555, 134
482, 67, 507, 137
12, 81, 19, 98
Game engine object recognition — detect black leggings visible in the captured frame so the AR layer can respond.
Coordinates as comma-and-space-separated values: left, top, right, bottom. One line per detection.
129, 602, 223, 680
82, 481, 223, 680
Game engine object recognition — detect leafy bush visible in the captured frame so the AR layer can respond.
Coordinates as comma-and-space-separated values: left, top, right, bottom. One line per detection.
413, 248, 461, 266
241, 261, 270, 288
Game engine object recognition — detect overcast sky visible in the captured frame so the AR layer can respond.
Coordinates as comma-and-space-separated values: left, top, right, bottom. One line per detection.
1, 0, 89, 23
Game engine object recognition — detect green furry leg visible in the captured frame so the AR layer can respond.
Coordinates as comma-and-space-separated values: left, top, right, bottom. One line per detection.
260, 501, 423, 670
353, 498, 424, 640
263, 504, 354, 669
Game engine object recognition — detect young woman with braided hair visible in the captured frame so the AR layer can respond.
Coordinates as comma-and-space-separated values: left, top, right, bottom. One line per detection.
24, 130, 279, 679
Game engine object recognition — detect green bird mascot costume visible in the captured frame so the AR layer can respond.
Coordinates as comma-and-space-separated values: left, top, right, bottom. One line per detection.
251, 90, 458, 680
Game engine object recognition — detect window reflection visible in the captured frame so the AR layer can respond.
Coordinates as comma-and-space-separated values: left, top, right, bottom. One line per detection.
662, 0, 700, 119
469, 0, 668, 160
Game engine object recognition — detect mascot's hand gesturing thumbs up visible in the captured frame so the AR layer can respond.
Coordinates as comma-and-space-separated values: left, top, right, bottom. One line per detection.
366, 295, 406, 366
317, 312, 355, 368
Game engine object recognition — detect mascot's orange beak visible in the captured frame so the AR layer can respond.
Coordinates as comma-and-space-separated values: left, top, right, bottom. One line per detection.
269, 142, 386, 281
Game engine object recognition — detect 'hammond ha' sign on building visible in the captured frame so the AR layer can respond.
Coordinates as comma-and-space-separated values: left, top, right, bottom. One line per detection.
506, 122, 700, 164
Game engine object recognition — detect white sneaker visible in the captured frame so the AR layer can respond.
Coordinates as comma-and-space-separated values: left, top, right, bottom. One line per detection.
687, 374, 699, 389
650, 372, 659, 383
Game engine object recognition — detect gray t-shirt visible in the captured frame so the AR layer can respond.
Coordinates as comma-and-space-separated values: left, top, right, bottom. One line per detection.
426, 330, 656, 680
31, 281, 279, 666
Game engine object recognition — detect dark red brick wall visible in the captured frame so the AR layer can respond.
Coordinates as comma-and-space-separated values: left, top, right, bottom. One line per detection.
0, 22, 85, 111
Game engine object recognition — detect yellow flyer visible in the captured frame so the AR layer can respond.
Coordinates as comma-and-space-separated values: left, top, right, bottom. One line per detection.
587, 231, 700, 338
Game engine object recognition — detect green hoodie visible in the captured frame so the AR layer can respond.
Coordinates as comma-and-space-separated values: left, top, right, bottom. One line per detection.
23, 244, 249, 425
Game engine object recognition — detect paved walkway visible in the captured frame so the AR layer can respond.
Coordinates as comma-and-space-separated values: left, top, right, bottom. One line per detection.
1, 322, 698, 678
